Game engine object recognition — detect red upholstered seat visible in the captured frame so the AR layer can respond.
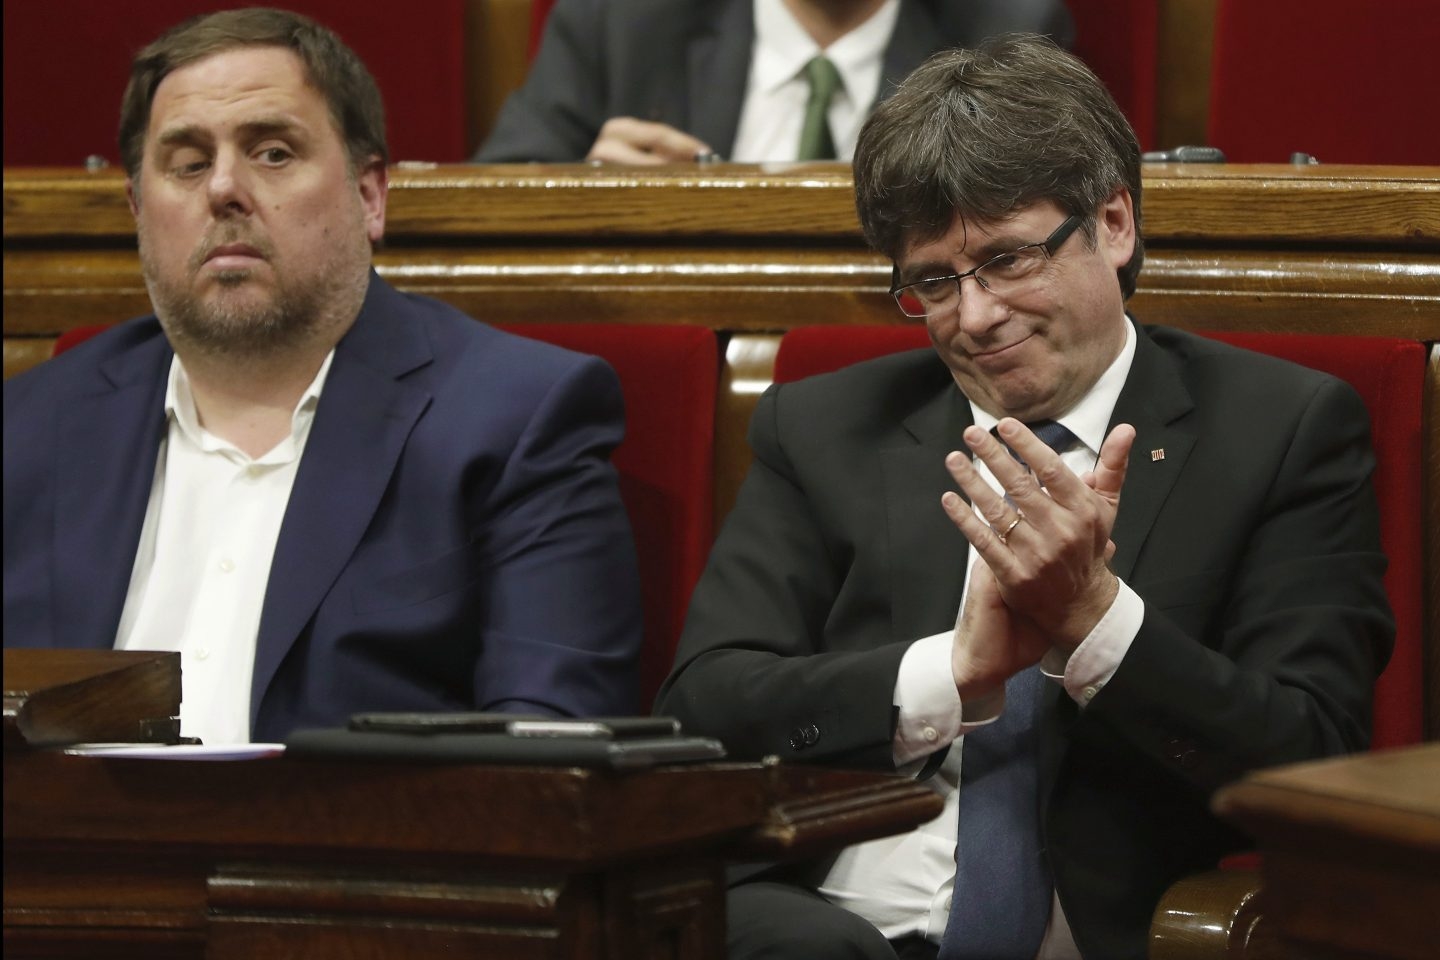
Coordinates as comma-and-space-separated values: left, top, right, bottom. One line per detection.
1068, 0, 1159, 151
2, 0, 468, 165
1207, 0, 1440, 164
774, 324, 1425, 748
53, 322, 719, 711
500, 324, 717, 709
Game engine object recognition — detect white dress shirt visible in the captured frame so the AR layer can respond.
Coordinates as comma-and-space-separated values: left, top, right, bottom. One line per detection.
730, 0, 900, 162
820, 320, 1142, 959
114, 352, 333, 745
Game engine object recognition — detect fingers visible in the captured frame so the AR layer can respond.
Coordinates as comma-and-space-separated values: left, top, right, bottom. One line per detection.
941, 449, 1023, 568
587, 117, 711, 164
990, 419, 1090, 506
1084, 423, 1135, 507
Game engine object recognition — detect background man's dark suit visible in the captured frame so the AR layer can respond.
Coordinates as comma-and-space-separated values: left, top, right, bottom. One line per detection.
4, 273, 644, 740
657, 320, 1392, 959
474, 0, 1074, 162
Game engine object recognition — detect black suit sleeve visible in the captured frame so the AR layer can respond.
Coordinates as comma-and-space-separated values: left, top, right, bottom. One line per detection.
1092, 375, 1392, 792
474, 0, 611, 162
656, 384, 908, 768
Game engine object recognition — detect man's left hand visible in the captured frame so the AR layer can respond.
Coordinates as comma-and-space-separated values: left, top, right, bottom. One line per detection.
940, 419, 1135, 648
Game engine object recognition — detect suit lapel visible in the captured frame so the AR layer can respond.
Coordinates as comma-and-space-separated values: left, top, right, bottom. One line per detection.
52, 329, 171, 650
249, 276, 434, 722
1039, 321, 1195, 802
1107, 321, 1196, 581
882, 371, 975, 641
687, 0, 753, 155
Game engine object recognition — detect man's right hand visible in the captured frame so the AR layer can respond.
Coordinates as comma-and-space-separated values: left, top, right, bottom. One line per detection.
951, 559, 1051, 715
586, 117, 712, 164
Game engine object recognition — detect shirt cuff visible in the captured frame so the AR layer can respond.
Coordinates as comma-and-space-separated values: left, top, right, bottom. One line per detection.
1039, 578, 1142, 708
892, 631, 1001, 767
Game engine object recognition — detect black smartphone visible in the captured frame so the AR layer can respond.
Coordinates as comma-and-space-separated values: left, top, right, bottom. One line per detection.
348, 711, 544, 734
507, 717, 682, 740
347, 712, 682, 740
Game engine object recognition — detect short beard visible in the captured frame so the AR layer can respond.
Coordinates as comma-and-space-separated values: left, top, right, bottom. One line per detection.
149, 268, 320, 358
138, 210, 371, 361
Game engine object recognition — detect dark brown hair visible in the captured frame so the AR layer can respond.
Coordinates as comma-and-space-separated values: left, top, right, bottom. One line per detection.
118, 7, 387, 180
854, 33, 1144, 299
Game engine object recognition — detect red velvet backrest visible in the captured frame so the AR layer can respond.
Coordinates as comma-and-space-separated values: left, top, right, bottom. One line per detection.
54, 322, 719, 711
529, 0, 557, 60
2, 0, 468, 165
1207, 0, 1440, 163
500, 324, 718, 709
774, 324, 1425, 748
1067, 0, 1159, 151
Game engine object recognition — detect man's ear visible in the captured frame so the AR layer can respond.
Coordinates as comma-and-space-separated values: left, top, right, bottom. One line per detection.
355, 157, 388, 245
125, 178, 140, 219
1096, 186, 1136, 270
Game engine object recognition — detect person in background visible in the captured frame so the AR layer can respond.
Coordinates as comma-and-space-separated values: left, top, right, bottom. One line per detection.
3, 7, 644, 744
475, 0, 1073, 163
657, 33, 1392, 960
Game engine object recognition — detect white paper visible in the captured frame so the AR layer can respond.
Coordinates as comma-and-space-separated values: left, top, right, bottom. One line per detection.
62, 743, 285, 760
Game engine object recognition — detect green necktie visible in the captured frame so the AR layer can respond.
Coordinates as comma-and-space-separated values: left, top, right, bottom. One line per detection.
796, 55, 842, 160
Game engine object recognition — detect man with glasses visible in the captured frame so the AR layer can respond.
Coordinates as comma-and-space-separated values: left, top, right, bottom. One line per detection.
658, 34, 1390, 960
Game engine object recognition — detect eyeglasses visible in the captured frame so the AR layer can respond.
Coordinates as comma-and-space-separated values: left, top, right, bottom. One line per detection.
889, 214, 1084, 318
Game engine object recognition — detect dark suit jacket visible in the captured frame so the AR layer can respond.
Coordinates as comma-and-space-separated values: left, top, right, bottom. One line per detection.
656, 321, 1393, 959
474, 0, 1075, 162
3, 273, 644, 740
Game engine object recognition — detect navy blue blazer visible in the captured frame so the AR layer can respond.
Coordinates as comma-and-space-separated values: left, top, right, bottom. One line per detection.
3, 273, 644, 740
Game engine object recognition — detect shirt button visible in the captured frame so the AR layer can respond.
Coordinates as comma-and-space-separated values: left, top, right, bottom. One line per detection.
219, 558, 235, 573
195, 647, 210, 660
923, 726, 939, 742
1082, 685, 1099, 703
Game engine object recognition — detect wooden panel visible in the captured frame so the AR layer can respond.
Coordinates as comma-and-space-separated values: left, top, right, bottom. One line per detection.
1156, 0, 1218, 150
465, 0, 534, 155
1213, 745, 1440, 960
8, 163, 1438, 243
715, 335, 780, 527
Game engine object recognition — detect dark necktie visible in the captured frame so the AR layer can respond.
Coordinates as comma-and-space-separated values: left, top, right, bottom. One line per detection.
998, 419, 1079, 469
939, 420, 1077, 960
796, 55, 841, 160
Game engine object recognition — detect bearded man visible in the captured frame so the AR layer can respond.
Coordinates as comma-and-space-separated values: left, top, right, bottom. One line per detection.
3, 8, 643, 744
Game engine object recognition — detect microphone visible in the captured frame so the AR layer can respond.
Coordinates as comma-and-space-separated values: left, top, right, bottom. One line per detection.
1141, 145, 1227, 163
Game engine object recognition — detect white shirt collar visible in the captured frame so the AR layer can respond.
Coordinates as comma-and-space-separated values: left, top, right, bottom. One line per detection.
967, 317, 1137, 457
750, 0, 900, 98
165, 349, 336, 465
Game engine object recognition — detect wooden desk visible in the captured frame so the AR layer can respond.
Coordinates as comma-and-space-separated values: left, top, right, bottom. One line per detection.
3, 748, 941, 959
1212, 744, 1440, 960
3, 649, 942, 959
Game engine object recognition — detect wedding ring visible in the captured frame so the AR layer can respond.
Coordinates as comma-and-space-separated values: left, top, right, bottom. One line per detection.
997, 512, 1025, 545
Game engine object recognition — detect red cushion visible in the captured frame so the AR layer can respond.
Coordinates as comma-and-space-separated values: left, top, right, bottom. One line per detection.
502, 324, 717, 709
1068, 0, 1159, 151
55, 320, 719, 711
1208, 0, 1440, 164
774, 324, 1425, 748
2, 0, 468, 165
